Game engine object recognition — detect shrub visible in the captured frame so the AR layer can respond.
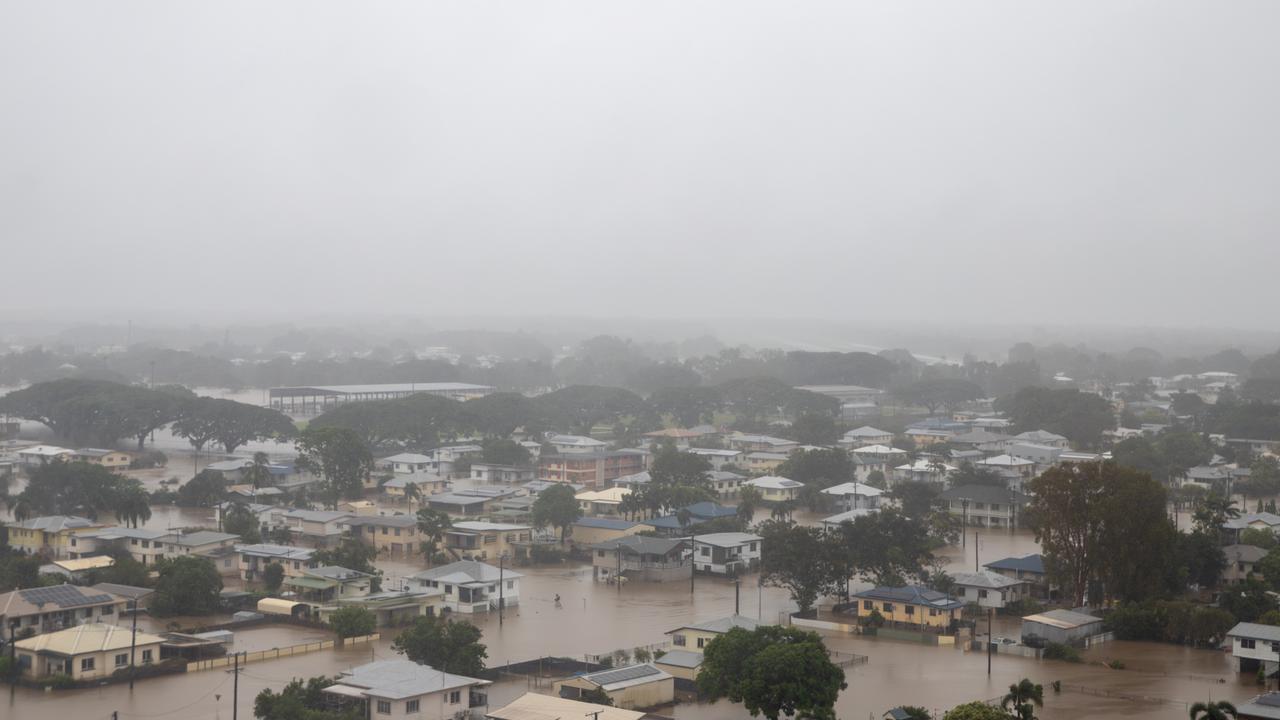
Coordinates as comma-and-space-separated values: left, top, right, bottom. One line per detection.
862, 609, 885, 629
1042, 643, 1081, 663
1002, 598, 1045, 617
329, 606, 377, 639
46, 674, 75, 689
530, 545, 567, 564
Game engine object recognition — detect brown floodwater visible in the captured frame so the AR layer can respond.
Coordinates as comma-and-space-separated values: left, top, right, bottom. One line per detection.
2, 562, 1263, 720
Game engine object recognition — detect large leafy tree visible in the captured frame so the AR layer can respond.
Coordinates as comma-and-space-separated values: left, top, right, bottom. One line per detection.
255, 676, 359, 720
312, 539, 381, 590
758, 520, 837, 613
1001, 679, 1044, 720
892, 378, 983, 416
13, 460, 140, 521
151, 556, 222, 616
0, 379, 190, 447
328, 606, 376, 639
176, 469, 229, 508
173, 397, 295, 454
392, 616, 487, 676
943, 703, 1014, 720
1025, 462, 1108, 607
697, 625, 846, 720
295, 427, 374, 508
996, 386, 1115, 449
1189, 700, 1238, 720
531, 484, 582, 542
776, 448, 852, 489
415, 507, 453, 560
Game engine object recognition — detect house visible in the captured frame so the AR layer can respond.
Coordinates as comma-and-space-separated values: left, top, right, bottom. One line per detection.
338, 499, 379, 515
646, 502, 741, 536
469, 463, 535, 485
1181, 465, 1231, 490
67, 526, 169, 565
1229, 623, 1280, 678
407, 560, 521, 614
323, 659, 490, 719
1013, 430, 1069, 449
849, 586, 964, 630
570, 517, 653, 548
975, 454, 1037, 486
383, 473, 451, 501
283, 566, 375, 603
795, 385, 885, 422
1235, 691, 1280, 720
904, 428, 954, 446
7, 516, 101, 558
1224, 545, 1268, 585
227, 485, 285, 502
948, 430, 1015, 453
592, 535, 690, 583
575, 487, 631, 516
159, 530, 240, 566
1006, 442, 1063, 467
743, 451, 788, 473
692, 532, 761, 575
236, 543, 317, 581
89, 583, 153, 610
70, 448, 132, 471
424, 492, 494, 516
16, 445, 74, 466
685, 448, 742, 471
317, 589, 445, 627
744, 476, 802, 503
949, 570, 1029, 609
13, 623, 165, 681
840, 426, 894, 448
821, 482, 883, 511
216, 501, 280, 535
555, 663, 674, 710
727, 433, 799, 454
1225, 513, 1280, 541
344, 515, 421, 556
431, 444, 485, 477
280, 509, 353, 546
893, 459, 955, 485
707, 470, 746, 500
39, 556, 116, 582
1022, 609, 1103, 646
938, 485, 1028, 529
820, 508, 878, 530
984, 554, 1051, 598
665, 614, 760, 653
487, 692, 646, 720
538, 449, 649, 489
523, 479, 586, 496
444, 521, 533, 562
379, 453, 435, 474
0, 584, 130, 635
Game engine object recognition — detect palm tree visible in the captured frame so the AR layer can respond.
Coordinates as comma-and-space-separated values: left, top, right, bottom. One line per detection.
113, 486, 153, 528
402, 479, 422, 507
416, 507, 452, 564
1189, 701, 1238, 720
1001, 678, 1044, 720
243, 451, 272, 490
11, 496, 33, 523
770, 499, 795, 522
737, 486, 762, 526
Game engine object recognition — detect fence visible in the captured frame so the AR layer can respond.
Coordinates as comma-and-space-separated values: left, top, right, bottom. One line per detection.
828, 650, 869, 667
186, 633, 380, 673
1060, 683, 1189, 709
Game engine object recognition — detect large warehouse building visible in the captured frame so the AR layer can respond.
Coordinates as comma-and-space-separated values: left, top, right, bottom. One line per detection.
268, 382, 494, 415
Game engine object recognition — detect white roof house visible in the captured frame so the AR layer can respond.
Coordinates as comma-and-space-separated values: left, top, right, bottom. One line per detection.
821, 482, 883, 498
547, 434, 608, 453
745, 476, 803, 491
692, 532, 762, 548
323, 659, 489, 711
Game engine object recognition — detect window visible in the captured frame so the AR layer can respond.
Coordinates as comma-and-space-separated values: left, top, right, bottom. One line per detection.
905, 605, 915, 615
882, 602, 893, 612
405, 700, 419, 713
376, 700, 392, 714
1242, 639, 1257, 649
673, 634, 686, 646
978, 590, 988, 599
445, 585, 453, 595
141, 649, 153, 663
506, 580, 513, 589
697, 637, 706, 648
142, 540, 150, 548
862, 601, 873, 611
81, 658, 95, 671
449, 691, 461, 704
83, 608, 92, 618
394, 528, 401, 536
101, 604, 114, 615
382, 527, 389, 535
115, 653, 128, 668
700, 547, 710, 557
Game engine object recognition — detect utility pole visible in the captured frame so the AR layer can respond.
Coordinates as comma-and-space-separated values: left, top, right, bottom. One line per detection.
735, 579, 740, 615
128, 598, 139, 689
974, 531, 979, 572
616, 545, 621, 592
498, 553, 505, 625
689, 535, 695, 595
987, 608, 994, 675
962, 500, 969, 545
230, 651, 242, 720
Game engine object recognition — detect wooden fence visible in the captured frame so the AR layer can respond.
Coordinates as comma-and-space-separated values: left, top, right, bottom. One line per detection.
186, 633, 380, 673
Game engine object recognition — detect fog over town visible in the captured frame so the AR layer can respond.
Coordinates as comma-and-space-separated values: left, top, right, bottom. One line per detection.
2, 3, 1279, 720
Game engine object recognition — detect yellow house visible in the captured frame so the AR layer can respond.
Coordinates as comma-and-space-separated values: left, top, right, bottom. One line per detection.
555, 663, 674, 710
70, 448, 133, 472
7, 516, 101, 558
343, 515, 421, 556
575, 487, 631, 516
444, 521, 531, 562
665, 614, 760, 654
743, 476, 802, 503
850, 586, 964, 629
14, 623, 165, 681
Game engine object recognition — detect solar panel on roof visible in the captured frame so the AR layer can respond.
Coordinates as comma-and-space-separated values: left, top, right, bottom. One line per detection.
19, 585, 113, 608
589, 664, 660, 686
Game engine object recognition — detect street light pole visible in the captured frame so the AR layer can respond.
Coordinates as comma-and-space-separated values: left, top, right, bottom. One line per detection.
128, 598, 138, 690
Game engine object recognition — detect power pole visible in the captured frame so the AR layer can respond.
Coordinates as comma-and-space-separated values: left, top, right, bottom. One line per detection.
498, 553, 505, 625
974, 531, 979, 572
128, 598, 139, 690
689, 536, 695, 594
987, 608, 993, 675
735, 579, 740, 615
231, 651, 242, 720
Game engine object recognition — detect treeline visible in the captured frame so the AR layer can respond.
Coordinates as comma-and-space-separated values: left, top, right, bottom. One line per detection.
309, 378, 840, 450
0, 378, 294, 451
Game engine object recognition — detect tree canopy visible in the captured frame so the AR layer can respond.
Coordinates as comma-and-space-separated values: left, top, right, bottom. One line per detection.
392, 616, 487, 676
151, 556, 222, 616
295, 427, 374, 508
697, 625, 846, 720
531, 484, 582, 541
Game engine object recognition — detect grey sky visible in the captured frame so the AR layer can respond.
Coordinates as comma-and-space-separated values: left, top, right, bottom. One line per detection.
2, 2, 1277, 329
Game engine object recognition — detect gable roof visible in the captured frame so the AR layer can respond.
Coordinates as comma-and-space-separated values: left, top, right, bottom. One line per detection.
950, 570, 1026, 590
822, 482, 883, 498
592, 535, 685, 555
10, 515, 96, 532
1225, 544, 1268, 564
328, 659, 487, 700
669, 614, 761, 635
984, 554, 1045, 574
15, 622, 164, 655
488, 693, 646, 720
0, 584, 122, 617
578, 663, 671, 691
938, 485, 1029, 505
408, 559, 521, 585
694, 532, 761, 547
746, 476, 802, 490
1014, 430, 1068, 443
1023, 609, 1102, 628
574, 517, 644, 531
852, 585, 964, 610
1229, 622, 1280, 643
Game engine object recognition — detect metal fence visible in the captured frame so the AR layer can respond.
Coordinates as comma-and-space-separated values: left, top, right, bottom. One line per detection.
186, 633, 379, 673
1060, 683, 1189, 709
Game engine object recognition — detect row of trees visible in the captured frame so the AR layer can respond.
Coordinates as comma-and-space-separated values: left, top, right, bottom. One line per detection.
3, 461, 152, 527
0, 378, 294, 452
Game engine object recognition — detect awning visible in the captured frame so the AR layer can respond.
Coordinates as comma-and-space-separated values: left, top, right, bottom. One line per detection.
284, 576, 337, 590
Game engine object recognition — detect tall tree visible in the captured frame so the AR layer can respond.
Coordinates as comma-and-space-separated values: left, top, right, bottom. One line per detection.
758, 520, 837, 613
531, 484, 582, 542
295, 427, 374, 508
697, 625, 846, 720
392, 616, 487, 676
415, 507, 453, 560
151, 556, 222, 616
1025, 462, 1108, 607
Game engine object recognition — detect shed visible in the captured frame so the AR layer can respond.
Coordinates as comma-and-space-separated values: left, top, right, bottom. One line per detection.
1021, 608, 1103, 646
555, 663, 674, 710
256, 598, 310, 618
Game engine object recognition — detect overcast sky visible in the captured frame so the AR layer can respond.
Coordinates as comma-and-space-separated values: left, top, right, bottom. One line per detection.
2, 2, 1278, 329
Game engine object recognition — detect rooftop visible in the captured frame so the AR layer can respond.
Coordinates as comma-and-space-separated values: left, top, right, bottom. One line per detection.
9, 515, 96, 532
409, 560, 522, 585
694, 532, 761, 547
574, 517, 645, 531
236, 543, 315, 561
325, 659, 488, 701
950, 570, 1026, 590
1229, 622, 1280, 643
15, 622, 164, 655
938, 485, 1029, 505
671, 614, 761, 635
745, 475, 802, 490
984, 554, 1045, 574
851, 585, 965, 611
0, 584, 121, 617
489, 693, 647, 720
1023, 609, 1102, 629
578, 663, 671, 691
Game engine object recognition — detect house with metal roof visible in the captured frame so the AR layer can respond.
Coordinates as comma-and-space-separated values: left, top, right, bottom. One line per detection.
1022, 609, 1103, 646
13, 622, 166, 681
0, 584, 130, 636
1229, 623, 1280, 678
1225, 544, 1268, 585
283, 565, 374, 603
949, 570, 1029, 609
322, 659, 490, 717
569, 517, 653, 547
280, 508, 353, 546
7, 515, 101, 558
821, 481, 883, 511
444, 521, 533, 563
983, 554, 1050, 598
555, 663, 674, 710
1013, 430, 1069, 448
488, 692, 647, 720
407, 560, 520, 614
343, 514, 421, 556
317, 588, 445, 628
591, 535, 690, 583
840, 426, 894, 448
645, 502, 740, 536
937, 485, 1029, 529
849, 586, 965, 630
664, 614, 760, 653
744, 475, 803, 503
1237, 691, 1280, 720
235, 543, 317, 581
692, 533, 761, 575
